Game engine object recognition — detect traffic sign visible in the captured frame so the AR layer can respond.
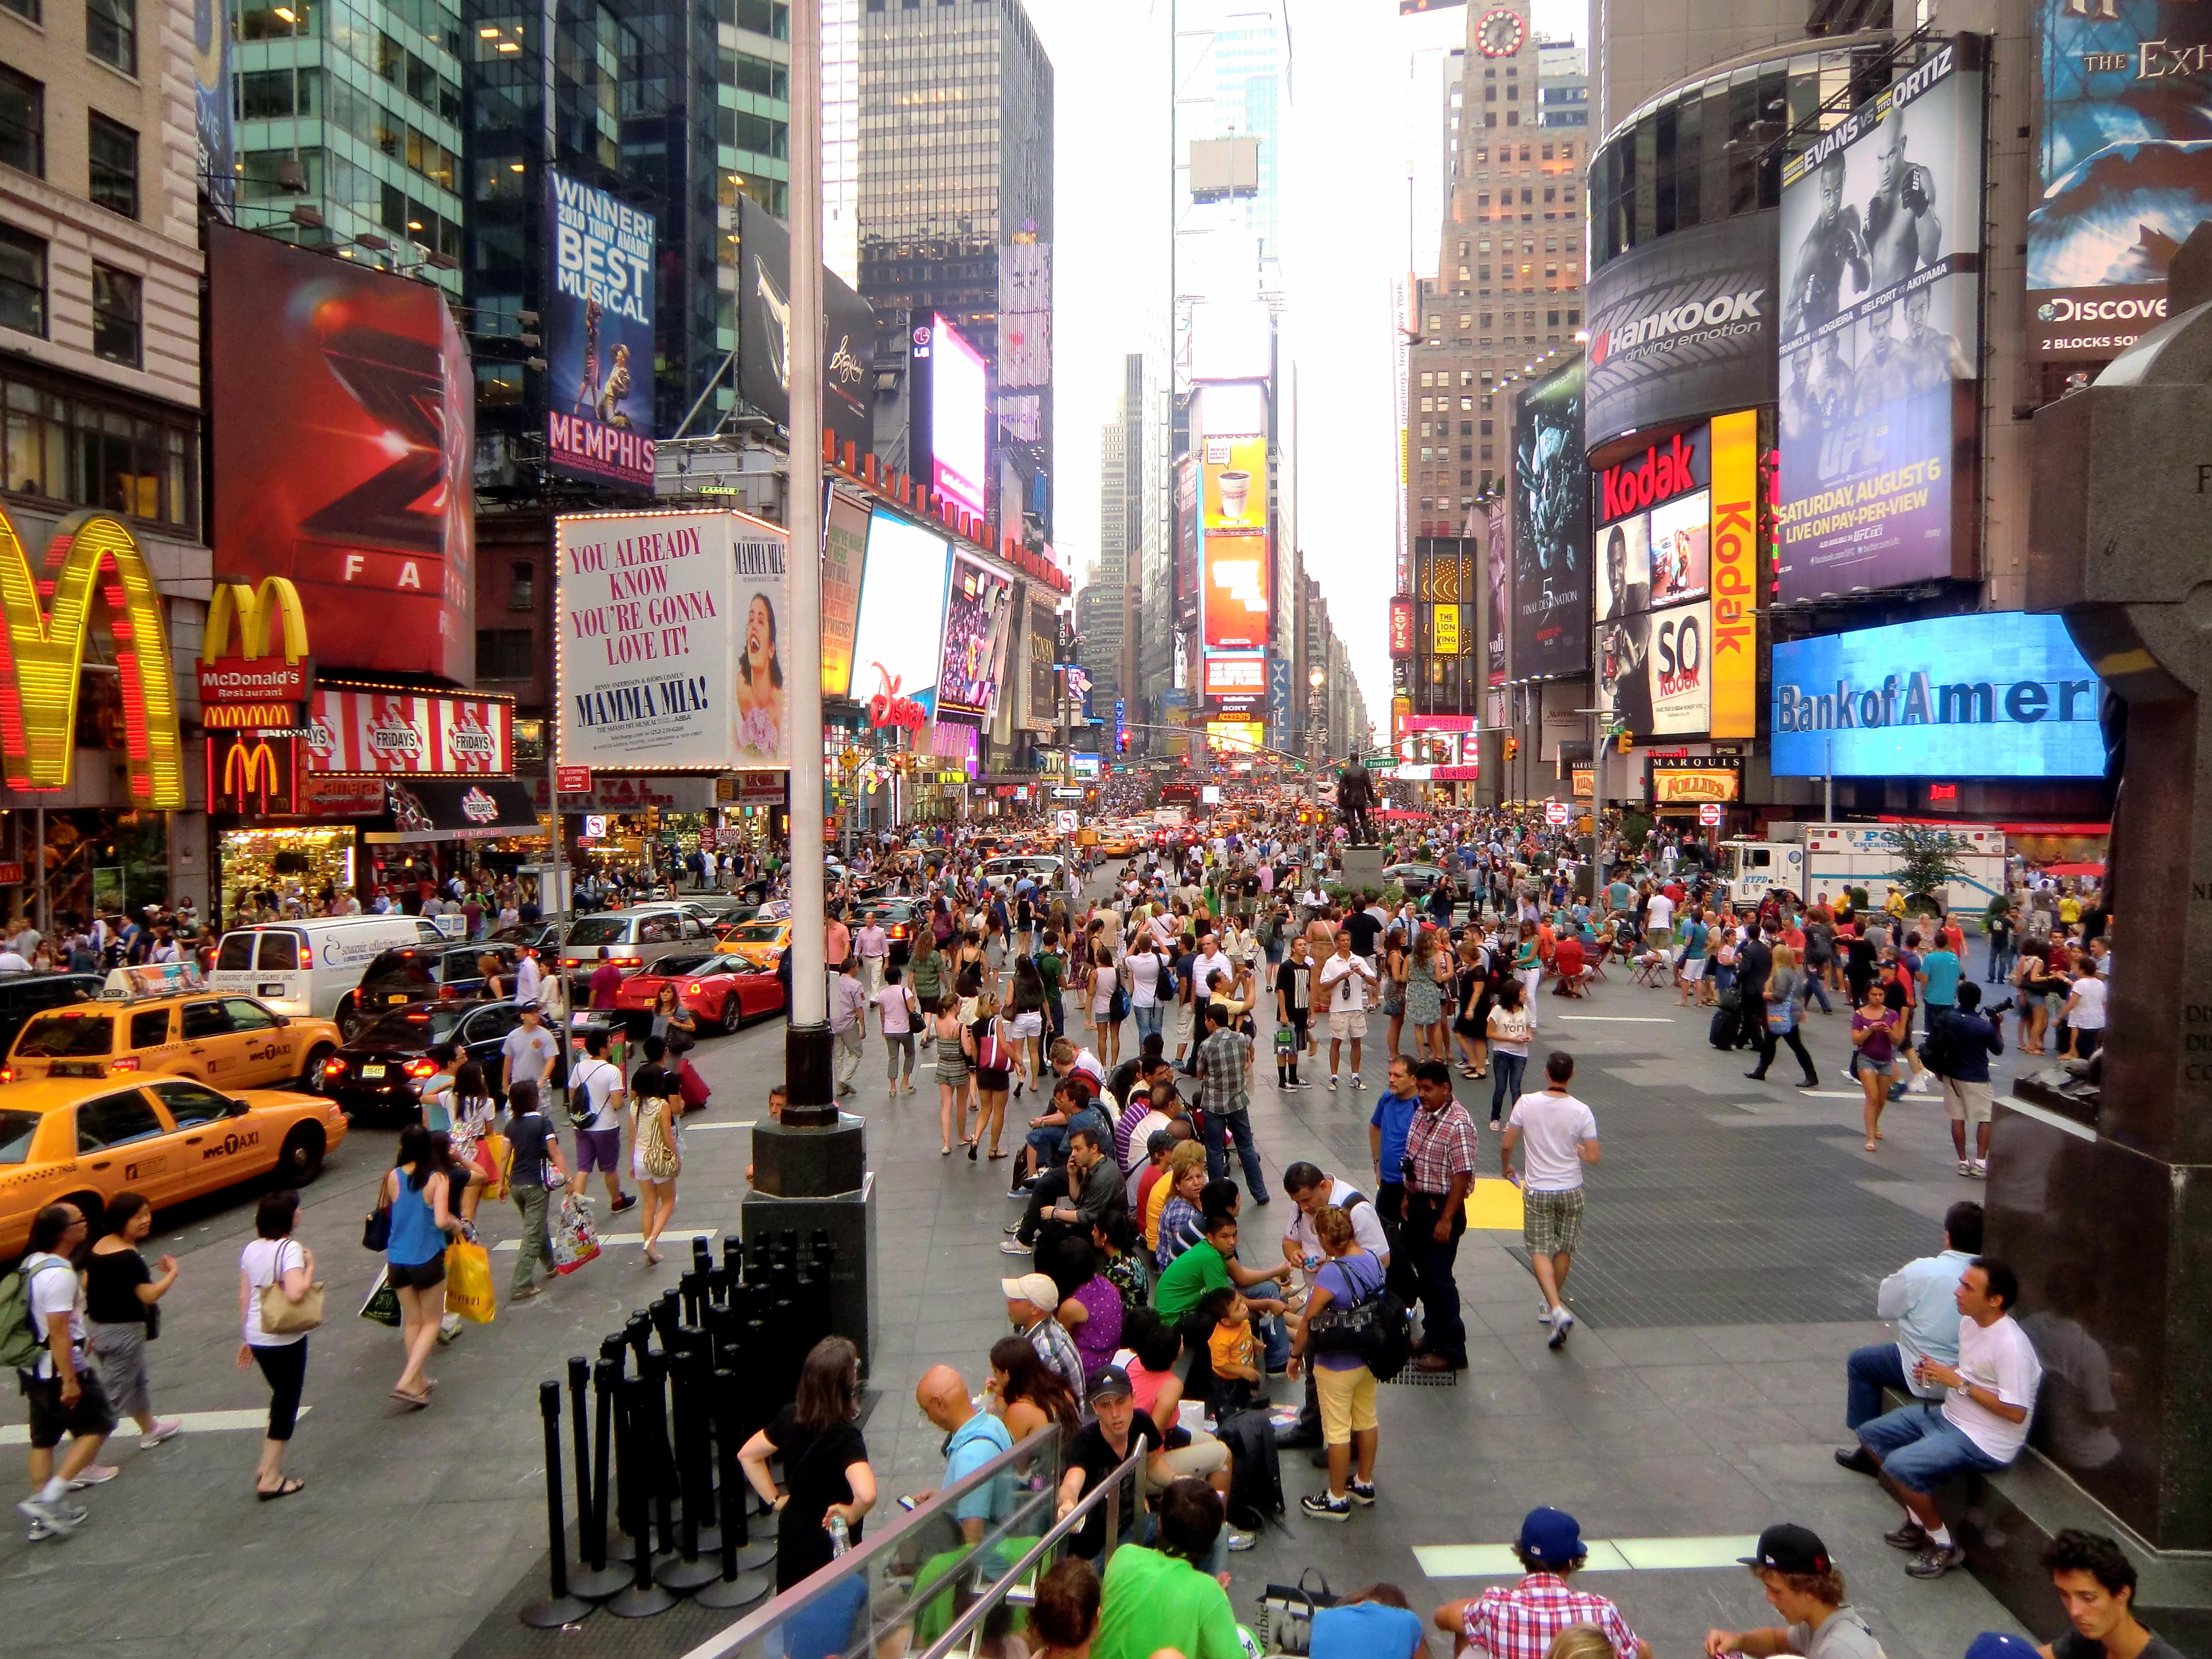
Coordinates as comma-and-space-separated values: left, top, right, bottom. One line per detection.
1698, 802, 1724, 826
1545, 801, 1569, 825
1055, 810, 1079, 832
555, 765, 592, 793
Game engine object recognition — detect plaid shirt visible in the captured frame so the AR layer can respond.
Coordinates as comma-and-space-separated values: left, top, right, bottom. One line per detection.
1026, 1316, 1087, 1403
1404, 1097, 1479, 1195
1195, 1026, 1253, 1118
1460, 1574, 1641, 1659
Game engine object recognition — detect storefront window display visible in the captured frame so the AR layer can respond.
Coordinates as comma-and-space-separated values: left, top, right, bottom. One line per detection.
10, 809, 171, 926
219, 826, 357, 922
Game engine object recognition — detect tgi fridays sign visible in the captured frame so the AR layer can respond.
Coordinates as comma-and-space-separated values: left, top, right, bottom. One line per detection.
305, 688, 514, 775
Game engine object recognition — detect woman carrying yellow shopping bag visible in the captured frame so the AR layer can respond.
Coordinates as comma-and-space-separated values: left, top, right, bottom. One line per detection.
445, 1237, 496, 1324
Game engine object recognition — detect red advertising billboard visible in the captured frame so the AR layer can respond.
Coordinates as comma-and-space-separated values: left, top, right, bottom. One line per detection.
1202, 531, 1270, 651
207, 223, 475, 683
306, 687, 513, 775
1389, 597, 1414, 658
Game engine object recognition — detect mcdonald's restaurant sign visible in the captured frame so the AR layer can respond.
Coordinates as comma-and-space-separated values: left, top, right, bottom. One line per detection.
200, 575, 312, 709
0, 506, 185, 811
205, 730, 303, 816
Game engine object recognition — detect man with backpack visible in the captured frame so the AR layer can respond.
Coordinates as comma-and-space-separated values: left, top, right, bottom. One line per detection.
10, 1203, 115, 1538
563, 1026, 635, 1214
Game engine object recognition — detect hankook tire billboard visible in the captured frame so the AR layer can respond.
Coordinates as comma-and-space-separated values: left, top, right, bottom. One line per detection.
1584, 212, 1778, 449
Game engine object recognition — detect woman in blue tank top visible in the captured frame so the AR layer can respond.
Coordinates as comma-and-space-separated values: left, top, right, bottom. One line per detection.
380, 1123, 457, 1409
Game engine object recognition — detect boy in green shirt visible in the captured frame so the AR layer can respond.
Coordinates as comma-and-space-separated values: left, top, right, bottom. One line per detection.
1038, 930, 1066, 1041
1092, 1480, 1245, 1659
1153, 1209, 1293, 1323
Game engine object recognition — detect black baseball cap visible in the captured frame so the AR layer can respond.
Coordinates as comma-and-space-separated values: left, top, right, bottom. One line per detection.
1088, 1365, 1134, 1402
1738, 1523, 1833, 1576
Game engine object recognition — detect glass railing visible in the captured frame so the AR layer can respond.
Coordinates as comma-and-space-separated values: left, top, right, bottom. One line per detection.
679, 1420, 1113, 1659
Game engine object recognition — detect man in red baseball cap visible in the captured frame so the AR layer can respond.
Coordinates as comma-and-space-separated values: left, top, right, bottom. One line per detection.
1705, 1523, 1883, 1659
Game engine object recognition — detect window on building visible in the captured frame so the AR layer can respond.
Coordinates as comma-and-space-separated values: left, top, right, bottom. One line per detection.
509, 560, 535, 610
0, 226, 46, 338
86, 0, 137, 73
1, 0, 38, 22
474, 364, 522, 407
475, 629, 534, 679
2, 367, 195, 524
90, 264, 139, 365
0, 68, 41, 178
87, 114, 137, 218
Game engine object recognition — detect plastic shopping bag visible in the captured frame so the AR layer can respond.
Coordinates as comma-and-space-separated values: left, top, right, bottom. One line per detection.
478, 1133, 509, 1201
358, 1265, 402, 1328
550, 1193, 602, 1274
444, 1240, 497, 1323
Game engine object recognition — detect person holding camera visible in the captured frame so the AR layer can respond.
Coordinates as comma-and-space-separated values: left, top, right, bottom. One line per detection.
1926, 983, 2006, 1179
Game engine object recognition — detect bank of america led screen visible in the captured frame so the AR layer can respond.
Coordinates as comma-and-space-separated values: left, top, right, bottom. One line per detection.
2030, 1, 2212, 359
1769, 612, 2106, 778
1775, 39, 1983, 604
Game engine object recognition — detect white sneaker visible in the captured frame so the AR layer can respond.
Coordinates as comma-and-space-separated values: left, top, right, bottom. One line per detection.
1350, 1072, 1362, 1088
1547, 1310, 1575, 1349
1225, 1527, 1257, 1551
16, 1495, 87, 1535
1957, 1159, 1973, 1177
1970, 1160, 1989, 1179
1537, 1303, 1556, 1323
1329, 1075, 1339, 1090
438, 1311, 462, 1343
139, 1417, 182, 1450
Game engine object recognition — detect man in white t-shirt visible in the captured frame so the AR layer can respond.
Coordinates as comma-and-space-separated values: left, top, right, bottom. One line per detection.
855, 917, 890, 1003
1644, 888, 1676, 946
16, 1201, 114, 1537
1853, 1256, 2040, 1580
1189, 930, 1234, 1002
1317, 930, 1377, 1090
1279, 1161, 1391, 1284
2062, 961, 2107, 1060
1501, 1050, 1601, 1348
512, 949, 545, 1008
563, 1024, 635, 1211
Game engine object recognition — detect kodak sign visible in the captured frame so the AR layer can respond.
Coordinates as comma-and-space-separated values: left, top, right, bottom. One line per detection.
0, 507, 184, 810
1597, 430, 1704, 524
1708, 410, 1758, 739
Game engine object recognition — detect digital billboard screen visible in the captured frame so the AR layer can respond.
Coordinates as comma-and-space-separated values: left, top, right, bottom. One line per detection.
2030, 2, 2212, 358
1769, 611, 2107, 778
1483, 498, 1508, 681
1203, 533, 1270, 652
938, 554, 1015, 718
1776, 40, 1983, 603
545, 169, 656, 489
926, 315, 988, 521
555, 509, 792, 771
206, 223, 474, 682
1509, 358, 1589, 679
1026, 592, 1057, 733
850, 509, 952, 719
735, 198, 876, 459
821, 492, 870, 700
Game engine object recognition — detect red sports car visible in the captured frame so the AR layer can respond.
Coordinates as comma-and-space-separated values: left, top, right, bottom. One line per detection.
612, 951, 784, 1034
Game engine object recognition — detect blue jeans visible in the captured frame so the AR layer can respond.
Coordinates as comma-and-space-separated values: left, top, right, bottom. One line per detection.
1845, 1341, 1909, 1430
1859, 1400, 2007, 1493
1802, 974, 1833, 1014
1133, 1003, 1163, 1041
1488, 1051, 1527, 1123
1986, 944, 2015, 984
1201, 1104, 1265, 1197
1025, 1124, 1069, 1166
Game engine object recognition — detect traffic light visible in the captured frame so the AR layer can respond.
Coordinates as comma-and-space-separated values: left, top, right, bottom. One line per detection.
1615, 731, 1632, 755
1505, 737, 1520, 760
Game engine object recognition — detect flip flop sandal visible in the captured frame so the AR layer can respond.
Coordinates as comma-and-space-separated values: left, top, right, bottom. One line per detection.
256, 1477, 307, 1501
391, 1389, 431, 1410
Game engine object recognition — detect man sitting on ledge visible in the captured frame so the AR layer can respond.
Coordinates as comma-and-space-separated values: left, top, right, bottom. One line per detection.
1846, 1255, 2041, 1580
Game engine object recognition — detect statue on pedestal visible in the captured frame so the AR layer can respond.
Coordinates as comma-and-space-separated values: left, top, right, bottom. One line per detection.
1336, 757, 1376, 845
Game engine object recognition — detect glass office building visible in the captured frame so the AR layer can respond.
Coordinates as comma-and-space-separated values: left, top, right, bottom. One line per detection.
858, 0, 1054, 542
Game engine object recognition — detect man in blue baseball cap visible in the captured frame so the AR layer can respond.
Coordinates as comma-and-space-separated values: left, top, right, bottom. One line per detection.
1705, 1524, 1882, 1659
1433, 1506, 1650, 1659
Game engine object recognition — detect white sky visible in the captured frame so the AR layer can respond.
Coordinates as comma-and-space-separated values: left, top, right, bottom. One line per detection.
1026, 0, 1587, 732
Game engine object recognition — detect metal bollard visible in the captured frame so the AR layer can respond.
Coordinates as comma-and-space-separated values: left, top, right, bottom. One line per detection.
605, 1377, 675, 1618
650, 1289, 680, 1347
692, 1234, 713, 1278
640, 1348, 678, 1560
722, 1235, 743, 1283
695, 1364, 773, 1605
572, 1357, 628, 1599
519, 1380, 594, 1628
654, 1348, 722, 1592
679, 1270, 704, 1329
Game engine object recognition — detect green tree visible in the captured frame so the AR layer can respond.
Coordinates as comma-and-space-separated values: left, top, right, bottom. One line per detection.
1881, 824, 1973, 912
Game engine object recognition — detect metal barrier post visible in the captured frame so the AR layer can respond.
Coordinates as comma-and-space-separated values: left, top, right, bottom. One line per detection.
694, 1364, 772, 1607
573, 1356, 628, 1599
519, 1380, 593, 1628
655, 1347, 723, 1592
605, 1376, 676, 1619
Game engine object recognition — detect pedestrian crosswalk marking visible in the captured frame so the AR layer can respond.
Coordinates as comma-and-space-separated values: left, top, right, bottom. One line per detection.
491, 1226, 721, 1252
1559, 1015, 1676, 1024
1415, 1534, 1759, 1578
0, 1406, 312, 1446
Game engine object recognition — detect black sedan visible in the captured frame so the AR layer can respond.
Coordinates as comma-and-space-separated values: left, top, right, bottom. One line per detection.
856, 899, 923, 967
323, 998, 555, 1117
1381, 863, 1451, 896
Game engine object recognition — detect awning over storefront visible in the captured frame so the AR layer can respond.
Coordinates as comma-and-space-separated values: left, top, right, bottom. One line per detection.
363, 779, 543, 843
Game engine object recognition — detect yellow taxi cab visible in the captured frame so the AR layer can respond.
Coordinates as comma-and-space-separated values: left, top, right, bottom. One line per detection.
715, 916, 793, 969
1095, 828, 1138, 857
2, 965, 344, 1096
0, 1072, 349, 1258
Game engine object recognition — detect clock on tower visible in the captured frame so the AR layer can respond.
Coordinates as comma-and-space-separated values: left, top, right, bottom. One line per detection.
1477, 7, 1525, 58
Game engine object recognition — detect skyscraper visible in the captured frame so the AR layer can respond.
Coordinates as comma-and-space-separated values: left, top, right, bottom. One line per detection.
858, 0, 1054, 548
1406, 0, 1587, 538
1078, 353, 1144, 715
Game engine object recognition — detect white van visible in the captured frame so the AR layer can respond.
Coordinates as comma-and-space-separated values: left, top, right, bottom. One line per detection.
209, 914, 449, 1031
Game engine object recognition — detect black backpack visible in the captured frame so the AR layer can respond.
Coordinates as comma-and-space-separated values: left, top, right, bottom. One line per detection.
1922, 1010, 1958, 1079
1217, 1406, 1283, 1529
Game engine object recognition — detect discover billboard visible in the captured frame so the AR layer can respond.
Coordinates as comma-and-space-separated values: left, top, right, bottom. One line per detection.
545, 169, 655, 488
1775, 39, 1985, 603
1510, 358, 1589, 679
1770, 612, 2106, 778
555, 509, 792, 771
206, 224, 474, 683
1584, 213, 1778, 448
2029, 2, 2212, 359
